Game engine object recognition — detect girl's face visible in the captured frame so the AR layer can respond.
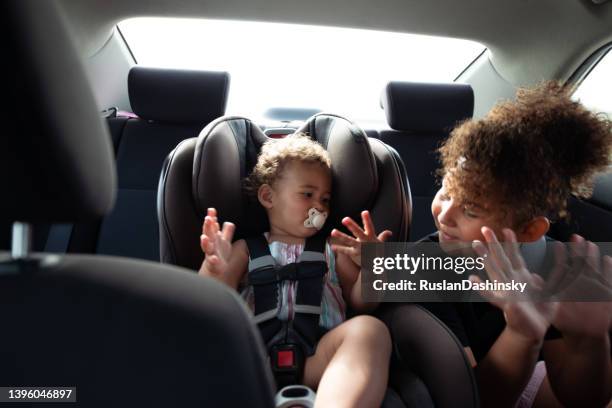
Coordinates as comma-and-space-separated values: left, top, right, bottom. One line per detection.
431, 178, 507, 246
263, 161, 332, 238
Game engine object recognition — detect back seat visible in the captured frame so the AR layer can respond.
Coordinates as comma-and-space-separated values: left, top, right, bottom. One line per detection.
549, 172, 612, 241
44, 66, 230, 261
377, 81, 474, 241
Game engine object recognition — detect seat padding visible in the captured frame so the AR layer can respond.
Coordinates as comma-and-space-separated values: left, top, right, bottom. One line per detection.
0, 1, 115, 223
0, 252, 275, 407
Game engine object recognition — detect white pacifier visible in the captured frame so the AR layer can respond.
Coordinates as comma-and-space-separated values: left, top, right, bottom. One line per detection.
303, 207, 328, 230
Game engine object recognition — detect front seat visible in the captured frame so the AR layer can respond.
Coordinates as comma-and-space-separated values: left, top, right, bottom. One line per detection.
158, 113, 478, 407
0, 1, 275, 406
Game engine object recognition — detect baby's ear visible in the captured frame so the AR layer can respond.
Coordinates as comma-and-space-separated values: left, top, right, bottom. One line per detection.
518, 216, 550, 242
257, 184, 274, 209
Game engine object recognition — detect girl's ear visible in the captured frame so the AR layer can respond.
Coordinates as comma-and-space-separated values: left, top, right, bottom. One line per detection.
258, 184, 274, 209
518, 216, 550, 242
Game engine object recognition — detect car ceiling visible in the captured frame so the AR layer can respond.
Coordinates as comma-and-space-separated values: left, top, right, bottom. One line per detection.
57, 0, 612, 86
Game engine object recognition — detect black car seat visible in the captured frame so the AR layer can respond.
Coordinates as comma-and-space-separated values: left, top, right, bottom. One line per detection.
157, 113, 478, 407
0, 1, 275, 406
378, 81, 474, 241
158, 113, 410, 268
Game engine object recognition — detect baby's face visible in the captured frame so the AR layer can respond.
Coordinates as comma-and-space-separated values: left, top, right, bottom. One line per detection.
267, 161, 331, 238
431, 178, 507, 246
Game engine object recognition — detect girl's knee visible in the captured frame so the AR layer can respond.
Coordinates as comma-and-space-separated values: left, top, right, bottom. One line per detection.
346, 315, 392, 352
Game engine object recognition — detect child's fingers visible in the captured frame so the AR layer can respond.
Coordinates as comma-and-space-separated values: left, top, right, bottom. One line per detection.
331, 229, 358, 247
585, 240, 601, 280
221, 222, 235, 242
360, 210, 375, 237
473, 240, 506, 283
204, 216, 215, 238
530, 273, 545, 291
377, 230, 393, 242
502, 229, 527, 271
207, 207, 217, 218
332, 244, 357, 258
469, 274, 503, 307
200, 234, 215, 255
342, 217, 368, 241
481, 227, 512, 281
545, 241, 569, 296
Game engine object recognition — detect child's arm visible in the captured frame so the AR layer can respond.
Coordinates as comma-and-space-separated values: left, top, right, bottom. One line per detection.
331, 210, 392, 312
541, 236, 612, 407
198, 207, 249, 290
471, 227, 557, 407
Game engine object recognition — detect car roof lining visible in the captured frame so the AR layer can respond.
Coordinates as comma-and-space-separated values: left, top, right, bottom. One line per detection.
56, 0, 612, 86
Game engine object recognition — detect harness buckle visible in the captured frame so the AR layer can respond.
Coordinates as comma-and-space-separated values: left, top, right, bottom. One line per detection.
270, 343, 305, 388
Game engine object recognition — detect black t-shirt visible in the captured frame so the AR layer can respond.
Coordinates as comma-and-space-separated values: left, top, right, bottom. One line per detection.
418, 232, 560, 362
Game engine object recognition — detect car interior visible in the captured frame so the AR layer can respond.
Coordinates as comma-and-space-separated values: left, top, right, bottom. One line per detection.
1, 0, 611, 406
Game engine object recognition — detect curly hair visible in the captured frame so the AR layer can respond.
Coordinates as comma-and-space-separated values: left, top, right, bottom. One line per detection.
243, 132, 331, 197
438, 81, 612, 227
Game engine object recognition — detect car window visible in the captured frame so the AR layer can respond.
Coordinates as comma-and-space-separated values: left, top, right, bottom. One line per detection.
119, 18, 485, 124
573, 47, 612, 120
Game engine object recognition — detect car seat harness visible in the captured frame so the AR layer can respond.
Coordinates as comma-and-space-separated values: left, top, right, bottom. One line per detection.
246, 234, 327, 388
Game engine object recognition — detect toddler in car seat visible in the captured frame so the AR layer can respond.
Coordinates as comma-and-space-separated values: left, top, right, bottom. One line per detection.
198, 133, 392, 408
422, 82, 612, 407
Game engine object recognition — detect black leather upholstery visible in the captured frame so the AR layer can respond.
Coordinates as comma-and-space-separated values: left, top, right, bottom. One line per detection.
129, 66, 230, 125
377, 81, 474, 240
0, 1, 275, 406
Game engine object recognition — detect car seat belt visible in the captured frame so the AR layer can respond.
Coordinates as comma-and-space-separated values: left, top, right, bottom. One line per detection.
246, 234, 327, 387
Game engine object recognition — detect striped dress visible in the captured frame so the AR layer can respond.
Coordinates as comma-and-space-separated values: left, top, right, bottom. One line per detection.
241, 235, 346, 330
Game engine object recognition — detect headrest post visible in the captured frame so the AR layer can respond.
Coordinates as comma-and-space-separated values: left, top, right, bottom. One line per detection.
11, 222, 32, 259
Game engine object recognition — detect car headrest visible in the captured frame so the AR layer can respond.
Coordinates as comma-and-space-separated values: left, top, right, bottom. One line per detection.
0, 0, 116, 223
191, 113, 378, 238
381, 81, 474, 133
129, 66, 230, 125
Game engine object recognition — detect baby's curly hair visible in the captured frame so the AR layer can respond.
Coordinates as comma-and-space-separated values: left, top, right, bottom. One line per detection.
439, 81, 612, 227
244, 132, 331, 197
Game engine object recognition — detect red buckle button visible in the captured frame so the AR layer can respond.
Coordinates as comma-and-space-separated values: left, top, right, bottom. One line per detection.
277, 350, 294, 368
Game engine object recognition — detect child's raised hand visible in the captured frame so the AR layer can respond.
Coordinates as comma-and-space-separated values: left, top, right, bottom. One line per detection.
545, 235, 612, 339
200, 207, 235, 278
331, 210, 392, 267
471, 227, 557, 342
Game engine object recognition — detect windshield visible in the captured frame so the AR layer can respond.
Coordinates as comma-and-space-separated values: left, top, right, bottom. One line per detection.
119, 18, 485, 124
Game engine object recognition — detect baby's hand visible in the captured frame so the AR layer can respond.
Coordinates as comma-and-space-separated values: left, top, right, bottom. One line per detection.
199, 207, 235, 278
331, 210, 392, 267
